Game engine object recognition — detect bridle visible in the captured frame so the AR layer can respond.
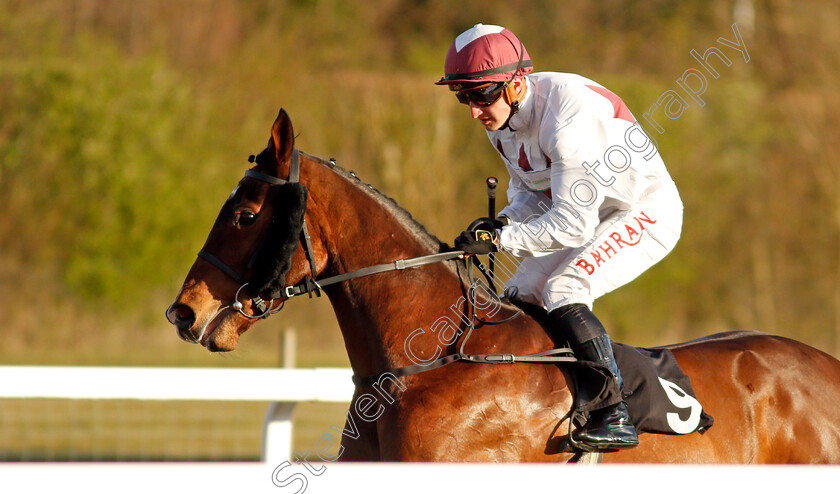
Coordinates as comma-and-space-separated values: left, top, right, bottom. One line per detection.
195, 149, 464, 319
194, 149, 320, 319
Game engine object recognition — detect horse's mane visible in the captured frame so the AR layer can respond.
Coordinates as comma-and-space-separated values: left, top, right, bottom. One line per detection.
306, 152, 526, 316
304, 152, 447, 253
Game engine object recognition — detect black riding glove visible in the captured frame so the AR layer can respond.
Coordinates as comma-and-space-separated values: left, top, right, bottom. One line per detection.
454, 217, 501, 254
467, 216, 508, 231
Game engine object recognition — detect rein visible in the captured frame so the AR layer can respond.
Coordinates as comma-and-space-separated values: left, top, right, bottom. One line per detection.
283, 250, 465, 298
352, 348, 577, 386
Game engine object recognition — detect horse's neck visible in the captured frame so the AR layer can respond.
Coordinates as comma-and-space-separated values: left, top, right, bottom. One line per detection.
308, 161, 468, 376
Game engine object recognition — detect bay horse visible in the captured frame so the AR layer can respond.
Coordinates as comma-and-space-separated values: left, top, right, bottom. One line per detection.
167, 109, 840, 463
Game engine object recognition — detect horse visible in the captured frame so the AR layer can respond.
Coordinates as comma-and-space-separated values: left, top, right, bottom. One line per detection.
167, 109, 840, 463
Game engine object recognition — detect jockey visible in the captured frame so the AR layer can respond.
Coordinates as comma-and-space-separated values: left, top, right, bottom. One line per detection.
438, 24, 684, 451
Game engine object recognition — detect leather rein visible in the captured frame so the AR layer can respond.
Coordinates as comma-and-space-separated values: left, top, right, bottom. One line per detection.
197, 149, 577, 386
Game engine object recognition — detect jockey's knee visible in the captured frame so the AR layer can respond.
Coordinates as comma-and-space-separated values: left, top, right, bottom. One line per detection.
502, 283, 542, 306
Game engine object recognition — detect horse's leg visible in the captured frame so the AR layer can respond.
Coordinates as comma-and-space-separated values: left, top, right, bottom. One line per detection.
337, 420, 380, 461
337, 390, 381, 461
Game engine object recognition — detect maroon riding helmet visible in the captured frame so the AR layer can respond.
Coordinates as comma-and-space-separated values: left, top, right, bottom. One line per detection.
436, 23, 533, 113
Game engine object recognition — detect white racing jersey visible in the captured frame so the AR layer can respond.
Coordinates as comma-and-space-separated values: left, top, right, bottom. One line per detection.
493, 72, 679, 257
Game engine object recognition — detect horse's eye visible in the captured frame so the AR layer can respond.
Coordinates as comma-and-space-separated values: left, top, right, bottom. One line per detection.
236, 211, 258, 227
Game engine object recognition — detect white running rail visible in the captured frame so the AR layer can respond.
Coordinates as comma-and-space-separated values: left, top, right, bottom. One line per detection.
0, 366, 354, 463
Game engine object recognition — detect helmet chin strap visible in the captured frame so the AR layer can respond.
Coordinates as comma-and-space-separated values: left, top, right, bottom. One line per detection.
491, 39, 529, 131
499, 81, 524, 131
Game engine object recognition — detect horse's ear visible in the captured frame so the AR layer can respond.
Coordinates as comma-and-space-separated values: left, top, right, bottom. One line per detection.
270, 108, 295, 167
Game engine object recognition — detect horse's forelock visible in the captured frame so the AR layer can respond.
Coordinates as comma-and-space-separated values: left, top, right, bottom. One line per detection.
253, 147, 273, 169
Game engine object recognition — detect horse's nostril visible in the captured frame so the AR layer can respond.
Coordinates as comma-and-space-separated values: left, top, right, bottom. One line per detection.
166, 303, 195, 330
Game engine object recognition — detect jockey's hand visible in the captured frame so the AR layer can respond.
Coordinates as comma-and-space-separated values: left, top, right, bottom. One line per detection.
454, 217, 500, 255
466, 216, 507, 233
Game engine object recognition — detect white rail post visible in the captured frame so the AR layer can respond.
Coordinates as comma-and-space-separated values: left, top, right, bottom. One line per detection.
262, 328, 299, 464
282, 329, 297, 369
262, 401, 296, 465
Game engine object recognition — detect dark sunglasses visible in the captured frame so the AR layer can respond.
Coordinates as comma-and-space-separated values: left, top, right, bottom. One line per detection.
455, 83, 506, 107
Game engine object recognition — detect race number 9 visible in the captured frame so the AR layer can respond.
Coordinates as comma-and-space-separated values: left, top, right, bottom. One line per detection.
658, 378, 703, 434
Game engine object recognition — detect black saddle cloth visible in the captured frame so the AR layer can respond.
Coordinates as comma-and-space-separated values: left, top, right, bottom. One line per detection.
511, 300, 713, 435
609, 343, 713, 435
558, 341, 714, 436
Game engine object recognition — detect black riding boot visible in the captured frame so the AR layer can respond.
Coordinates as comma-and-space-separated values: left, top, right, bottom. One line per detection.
549, 304, 639, 451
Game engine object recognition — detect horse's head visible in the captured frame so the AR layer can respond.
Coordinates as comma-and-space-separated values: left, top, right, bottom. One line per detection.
166, 109, 325, 351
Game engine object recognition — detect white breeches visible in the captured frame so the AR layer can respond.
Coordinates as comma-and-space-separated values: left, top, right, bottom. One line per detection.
503, 191, 683, 311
